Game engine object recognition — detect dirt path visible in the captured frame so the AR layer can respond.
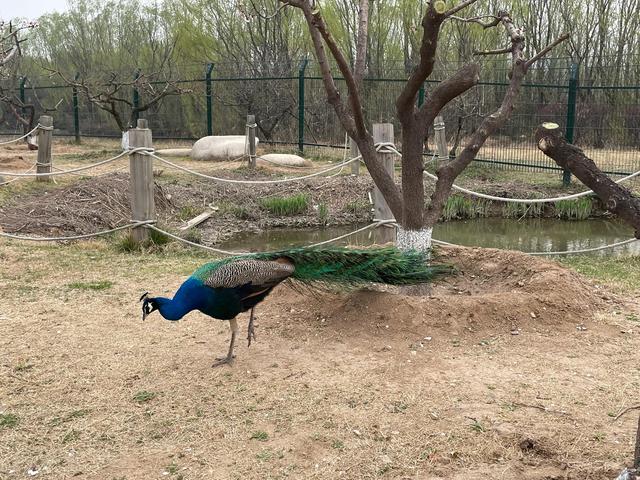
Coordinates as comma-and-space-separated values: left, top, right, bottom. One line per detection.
1, 243, 639, 479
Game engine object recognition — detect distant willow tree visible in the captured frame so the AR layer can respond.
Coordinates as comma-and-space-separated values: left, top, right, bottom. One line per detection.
31, 0, 188, 139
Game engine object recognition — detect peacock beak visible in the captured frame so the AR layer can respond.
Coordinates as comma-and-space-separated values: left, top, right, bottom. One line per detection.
140, 292, 151, 321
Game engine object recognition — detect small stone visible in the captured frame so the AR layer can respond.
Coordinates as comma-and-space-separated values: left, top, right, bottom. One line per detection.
530, 312, 537, 319
517, 281, 525, 287
511, 329, 520, 335
353, 429, 362, 437
424, 336, 432, 341
576, 324, 587, 331
382, 345, 392, 351
27, 467, 39, 477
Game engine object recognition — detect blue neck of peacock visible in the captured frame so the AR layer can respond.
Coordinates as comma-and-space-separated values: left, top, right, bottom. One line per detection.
153, 277, 207, 321
153, 297, 194, 321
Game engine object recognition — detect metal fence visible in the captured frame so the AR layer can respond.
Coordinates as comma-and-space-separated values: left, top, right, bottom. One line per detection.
2, 59, 640, 179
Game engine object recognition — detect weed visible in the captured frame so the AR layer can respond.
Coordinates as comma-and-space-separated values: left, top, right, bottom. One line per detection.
133, 391, 156, 404
0, 413, 19, 429
260, 194, 309, 215
554, 198, 593, 220
182, 229, 202, 244
391, 401, 408, 413
165, 463, 179, 474
343, 200, 370, 216
251, 430, 269, 441
62, 429, 80, 443
114, 229, 171, 253
469, 419, 485, 433
317, 202, 329, 225
13, 362, 34, 372
177, 205, 202, 221
67, 280, 113, 291
332, 440, 345, 450
441, 195, 491, 221
256, 450, 272, 461
502, 201, 544, 219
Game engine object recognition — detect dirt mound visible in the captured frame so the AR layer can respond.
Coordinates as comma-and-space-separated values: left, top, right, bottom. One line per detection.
268, 246, 603, 345
0, 173, 173, 235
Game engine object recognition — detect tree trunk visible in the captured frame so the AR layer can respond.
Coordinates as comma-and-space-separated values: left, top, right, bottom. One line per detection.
535, 123, 640, 238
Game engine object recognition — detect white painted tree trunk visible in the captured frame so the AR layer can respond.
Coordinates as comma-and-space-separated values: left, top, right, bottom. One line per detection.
396, 226, 433, 253
121, 131, 129, 151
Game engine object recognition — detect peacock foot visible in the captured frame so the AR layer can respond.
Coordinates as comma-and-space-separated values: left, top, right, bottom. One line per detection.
212, 354, 235, 368
247, 323, 257, 347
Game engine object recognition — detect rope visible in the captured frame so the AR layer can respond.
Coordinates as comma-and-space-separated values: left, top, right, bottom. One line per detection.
148, 151, 362, 184
0, 221, 155, 242
431, 236, 638, 255
145, 221, 392, 256
0, 124, 42, 146
0, 148, 149, 177
0, 163, 37, 186
380, 143, 640, 204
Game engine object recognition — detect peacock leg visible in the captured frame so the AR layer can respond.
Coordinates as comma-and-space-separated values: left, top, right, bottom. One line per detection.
212, 318, 238, 367
247, 307, 257, 347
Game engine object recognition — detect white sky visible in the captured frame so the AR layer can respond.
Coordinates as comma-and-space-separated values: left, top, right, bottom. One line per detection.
1, 0, 68, 20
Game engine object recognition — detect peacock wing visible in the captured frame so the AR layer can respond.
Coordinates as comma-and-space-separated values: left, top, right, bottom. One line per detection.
202, 259, 295, 291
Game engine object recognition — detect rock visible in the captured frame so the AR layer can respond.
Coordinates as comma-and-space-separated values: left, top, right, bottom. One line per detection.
190, 135, 259, 161
258, 153, 312, 167
155, 148, 192, 157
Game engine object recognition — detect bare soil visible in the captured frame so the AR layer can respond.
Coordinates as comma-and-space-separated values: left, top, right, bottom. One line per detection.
1, 243, 639, 479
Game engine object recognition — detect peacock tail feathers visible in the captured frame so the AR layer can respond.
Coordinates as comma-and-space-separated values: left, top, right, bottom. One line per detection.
192, 246, 451, 289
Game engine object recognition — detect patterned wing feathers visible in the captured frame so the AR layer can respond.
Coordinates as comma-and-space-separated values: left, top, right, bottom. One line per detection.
204, 259, 295, 289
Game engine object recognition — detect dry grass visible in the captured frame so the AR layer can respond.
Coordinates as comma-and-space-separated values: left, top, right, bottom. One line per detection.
1, 241, 639, 479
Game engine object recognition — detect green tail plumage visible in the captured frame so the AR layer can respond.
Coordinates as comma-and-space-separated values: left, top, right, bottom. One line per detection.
251, 246, 451, 287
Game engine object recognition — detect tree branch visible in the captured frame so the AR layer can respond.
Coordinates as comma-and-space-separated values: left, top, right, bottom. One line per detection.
423, 10, 556, 226
536, 123, 640, 238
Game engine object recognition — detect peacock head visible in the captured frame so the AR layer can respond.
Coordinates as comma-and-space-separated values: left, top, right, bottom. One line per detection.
140, 292, 158, 321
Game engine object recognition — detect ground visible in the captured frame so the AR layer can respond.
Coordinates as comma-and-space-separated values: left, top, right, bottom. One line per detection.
1, 240, 639, 480
1, 138, 640, 479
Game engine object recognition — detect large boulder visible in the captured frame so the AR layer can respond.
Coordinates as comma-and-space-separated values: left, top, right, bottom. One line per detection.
258, 153, 312, 167
190, 135, 259, 161
155, 148, 192, 157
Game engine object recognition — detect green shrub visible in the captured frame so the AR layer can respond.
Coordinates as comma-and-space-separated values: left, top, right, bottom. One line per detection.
554, 198, 593, 220
260, 194, 310, 216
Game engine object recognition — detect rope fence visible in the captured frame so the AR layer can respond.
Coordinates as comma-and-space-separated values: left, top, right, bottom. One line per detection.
0, 119, 638, 257
0, 124, 42, 146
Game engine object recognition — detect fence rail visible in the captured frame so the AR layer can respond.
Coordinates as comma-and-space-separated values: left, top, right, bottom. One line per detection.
1, 119, 638, 257
2, 61, 640, 180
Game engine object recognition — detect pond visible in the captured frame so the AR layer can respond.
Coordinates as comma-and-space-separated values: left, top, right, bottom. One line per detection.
220, 218, 639, 256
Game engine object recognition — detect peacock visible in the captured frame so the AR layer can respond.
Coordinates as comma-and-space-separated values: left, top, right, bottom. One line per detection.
140, 246, 450, 367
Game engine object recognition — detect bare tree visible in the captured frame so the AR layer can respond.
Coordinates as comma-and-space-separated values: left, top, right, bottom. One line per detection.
48, 68, 190, 134
0, 20, 38, 135
280, 0, 567, 250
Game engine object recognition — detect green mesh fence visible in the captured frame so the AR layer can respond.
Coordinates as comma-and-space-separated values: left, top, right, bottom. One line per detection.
1, 59, 640, 181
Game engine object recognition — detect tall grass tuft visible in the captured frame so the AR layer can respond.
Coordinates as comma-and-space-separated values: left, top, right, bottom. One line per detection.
260, 194, 310, 216
554, 198, 593, 220
441, 195, 491, 221
502, 202, 544, 219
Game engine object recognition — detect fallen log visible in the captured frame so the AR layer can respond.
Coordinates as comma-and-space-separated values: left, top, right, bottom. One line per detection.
535, 122, 640, 238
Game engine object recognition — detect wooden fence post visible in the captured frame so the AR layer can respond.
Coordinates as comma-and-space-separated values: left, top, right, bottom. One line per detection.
36, 115, 53, 183
372, 123, 396, 244
247, 114, 257, 168
349, 137, 360, 176
434, 116, 448, 164
129, 119, 154, 243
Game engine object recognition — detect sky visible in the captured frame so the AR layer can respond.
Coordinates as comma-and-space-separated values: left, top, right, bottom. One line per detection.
1, 0, 68, 20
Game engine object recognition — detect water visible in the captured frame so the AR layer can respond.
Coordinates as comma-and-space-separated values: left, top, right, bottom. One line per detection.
220, 218, 639, 256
